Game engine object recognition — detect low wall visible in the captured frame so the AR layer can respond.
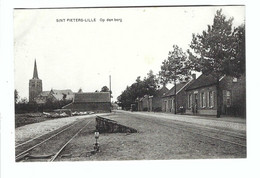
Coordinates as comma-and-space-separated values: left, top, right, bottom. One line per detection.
96, 116, 137, 133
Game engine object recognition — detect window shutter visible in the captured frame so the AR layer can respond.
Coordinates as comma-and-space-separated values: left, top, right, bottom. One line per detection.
212, 91, 215, 107
187, 95, 189, 108
191, 94, 192, 108
200, 93, 202, 108
207, 92, 209, 108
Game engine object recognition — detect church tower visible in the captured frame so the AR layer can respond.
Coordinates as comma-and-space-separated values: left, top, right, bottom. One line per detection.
29, 60, 42, 102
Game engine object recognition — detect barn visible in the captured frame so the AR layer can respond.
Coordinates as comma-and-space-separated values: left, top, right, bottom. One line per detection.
63, 92, 111, 113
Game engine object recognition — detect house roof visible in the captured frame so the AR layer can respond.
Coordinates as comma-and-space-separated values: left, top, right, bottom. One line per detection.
185, 73, 219, 91
74, 92, 110, 103
51, 89, 74, 100
39, 91, 50, 97
163, 82, 188, 97
157, 85, 169, 97
137, 86, 169, 101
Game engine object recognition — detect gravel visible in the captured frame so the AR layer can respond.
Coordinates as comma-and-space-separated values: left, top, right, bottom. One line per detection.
16, 111, 246, 161
15, 114, 101, 144
57, 111, 246, 161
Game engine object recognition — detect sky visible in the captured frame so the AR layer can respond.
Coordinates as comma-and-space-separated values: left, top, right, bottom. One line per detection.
14, 6, 245, 102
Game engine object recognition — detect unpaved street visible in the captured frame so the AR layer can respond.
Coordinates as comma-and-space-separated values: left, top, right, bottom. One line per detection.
58, 111, 246, 161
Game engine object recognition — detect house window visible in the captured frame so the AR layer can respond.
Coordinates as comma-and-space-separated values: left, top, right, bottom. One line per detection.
188, 94, 192, 108
201, 92, 206, 108
209, 91, 214, 108
226, 90, 231, 107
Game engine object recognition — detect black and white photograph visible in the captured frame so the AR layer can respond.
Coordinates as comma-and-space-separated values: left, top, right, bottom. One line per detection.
13, 6, 246, 162
1, 1, 259, 178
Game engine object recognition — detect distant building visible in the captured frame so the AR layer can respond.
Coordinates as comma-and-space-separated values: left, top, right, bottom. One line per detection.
34, 89, 74, 104
29, 60, 42, 102
185, 73, 246, 117
111, 102, 119, 110
137, 85, 169, 112
162, 78, 195, 113
63, 92, 111, 112
137, 95, 148, 111
29, 60, 75, 104
148, 85, 169, 112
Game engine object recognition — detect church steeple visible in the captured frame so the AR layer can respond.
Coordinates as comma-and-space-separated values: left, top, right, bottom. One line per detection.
29, 59, 42, 102
33, 59, 39, 79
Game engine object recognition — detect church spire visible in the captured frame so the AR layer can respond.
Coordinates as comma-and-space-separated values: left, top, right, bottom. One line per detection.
33, 59, 39, 79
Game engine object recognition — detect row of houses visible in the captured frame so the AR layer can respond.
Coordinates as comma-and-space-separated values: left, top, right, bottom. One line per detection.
136, 73, 246, 117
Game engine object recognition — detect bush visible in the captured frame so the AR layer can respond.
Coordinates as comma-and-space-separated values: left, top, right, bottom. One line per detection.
15, 100, 73, 114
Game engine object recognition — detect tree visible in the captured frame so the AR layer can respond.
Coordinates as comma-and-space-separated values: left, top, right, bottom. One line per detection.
187, 9, 245, 118
101, 86, 109, 92
117, 70, 160, 109
159, 45, 190, 114
231, 24, 245, 76
144, 70, 159, 96
20, 97, 28, 104
14, 89, 19, 104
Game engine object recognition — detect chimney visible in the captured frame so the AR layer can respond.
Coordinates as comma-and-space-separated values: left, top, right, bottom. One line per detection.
192, 73, 196, 80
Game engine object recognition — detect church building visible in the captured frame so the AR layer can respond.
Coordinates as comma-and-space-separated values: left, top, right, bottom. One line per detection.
29, 60, 42, 102
29, 60, 74, 104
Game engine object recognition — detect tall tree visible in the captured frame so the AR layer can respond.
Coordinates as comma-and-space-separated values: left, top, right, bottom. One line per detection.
101, 86, 109, 92
187, 9, 245, 117
117, 70, 159, 109
159, 45, 190, 114
231, 24, 245, 76
144, 70, 159, 96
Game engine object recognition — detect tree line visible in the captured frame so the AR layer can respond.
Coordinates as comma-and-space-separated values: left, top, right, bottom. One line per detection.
117, 9, 245, 117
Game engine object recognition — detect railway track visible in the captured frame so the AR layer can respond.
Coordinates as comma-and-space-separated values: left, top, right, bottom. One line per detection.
127, 113, 246, 148
16, 118, 93, 162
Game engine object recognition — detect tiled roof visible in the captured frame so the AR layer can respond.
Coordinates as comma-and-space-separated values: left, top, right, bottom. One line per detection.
51, 89, 74, 100
185, 73, 218, 91
39, 91, 50, 97
74, 92, 110, 103
163, 82, 188, 97
157, 86, 169, 97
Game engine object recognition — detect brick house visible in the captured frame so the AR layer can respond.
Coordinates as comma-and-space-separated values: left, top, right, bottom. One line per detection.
148, 85, 169, 112
137, 86, 169, 112
162, 78, 195, 113
63, 92, 111, 112
185, 73, 246, 117
137, 95, 149, 111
